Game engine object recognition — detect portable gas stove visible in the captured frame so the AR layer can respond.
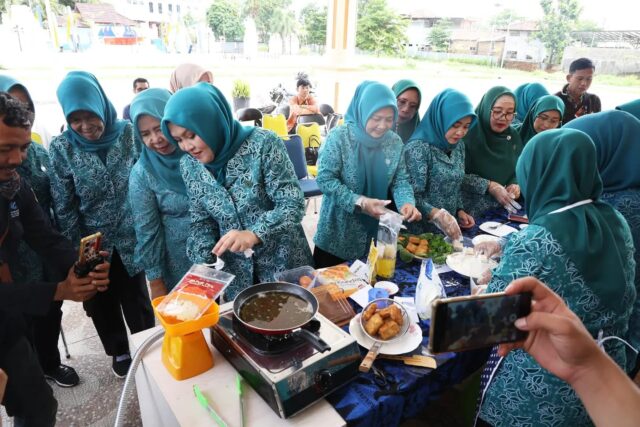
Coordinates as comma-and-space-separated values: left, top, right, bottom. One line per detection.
211, 302, 360, 419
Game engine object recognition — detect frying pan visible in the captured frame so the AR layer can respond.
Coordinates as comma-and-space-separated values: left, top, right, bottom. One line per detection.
358, 298, 410, 372
233, 282, 330, 352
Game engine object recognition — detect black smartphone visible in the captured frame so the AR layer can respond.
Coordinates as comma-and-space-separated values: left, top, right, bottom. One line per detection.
428, 291, 532, 354
74, 232, 103, 278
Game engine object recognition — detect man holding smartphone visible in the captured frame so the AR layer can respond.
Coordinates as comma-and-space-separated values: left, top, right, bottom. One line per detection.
0, 92, 111, 425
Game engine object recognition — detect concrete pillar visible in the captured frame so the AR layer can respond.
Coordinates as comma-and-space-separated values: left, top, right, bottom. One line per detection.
323, 0, 358, 112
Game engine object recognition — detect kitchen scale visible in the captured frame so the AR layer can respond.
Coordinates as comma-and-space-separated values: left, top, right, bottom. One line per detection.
211, 302, 360, 419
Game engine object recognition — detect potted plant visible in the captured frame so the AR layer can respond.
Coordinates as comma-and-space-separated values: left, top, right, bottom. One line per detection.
231, 79, 250, 111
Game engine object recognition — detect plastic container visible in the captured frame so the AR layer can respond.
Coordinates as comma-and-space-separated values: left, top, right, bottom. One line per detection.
152, 296, 219, 381
274, 265, 317, 288
311, 284, 356, 326
376, 210, 404, 279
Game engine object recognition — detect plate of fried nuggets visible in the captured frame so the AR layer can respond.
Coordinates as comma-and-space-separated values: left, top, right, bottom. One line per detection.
357, 299, 413, 372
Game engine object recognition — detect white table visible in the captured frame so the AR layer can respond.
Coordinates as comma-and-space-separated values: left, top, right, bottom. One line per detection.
130, 326, 346, 427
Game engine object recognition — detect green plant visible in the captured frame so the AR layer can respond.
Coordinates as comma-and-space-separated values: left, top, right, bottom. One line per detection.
232, 80, 250, 98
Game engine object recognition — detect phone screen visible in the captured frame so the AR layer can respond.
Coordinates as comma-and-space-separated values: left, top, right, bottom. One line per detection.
429, 292, 531, 353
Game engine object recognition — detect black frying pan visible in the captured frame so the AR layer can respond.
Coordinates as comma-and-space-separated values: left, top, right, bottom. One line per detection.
233, 282, 330, 352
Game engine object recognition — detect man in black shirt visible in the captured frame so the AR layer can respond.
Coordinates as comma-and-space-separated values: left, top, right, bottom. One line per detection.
0, 92, 111, 426
555, 57, 602, 125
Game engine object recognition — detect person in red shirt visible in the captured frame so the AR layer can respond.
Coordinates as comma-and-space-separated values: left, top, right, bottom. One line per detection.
287, 77, 319, 132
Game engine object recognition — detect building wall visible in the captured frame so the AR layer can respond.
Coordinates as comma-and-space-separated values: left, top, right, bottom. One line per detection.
562, 46, 640, 75
449, 39, 477, 54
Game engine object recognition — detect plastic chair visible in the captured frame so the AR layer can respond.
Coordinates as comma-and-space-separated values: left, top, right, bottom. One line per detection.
283, 135, 322, 214
278, 105, 290, 119
236, 107, 263, 127
319, 103, 335, 117
262, 114, 288, 137
297, 113, 325, 126
297, 122, 322, 149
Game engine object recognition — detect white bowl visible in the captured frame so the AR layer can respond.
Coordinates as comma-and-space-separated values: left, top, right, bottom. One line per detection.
374, 281, 399, 296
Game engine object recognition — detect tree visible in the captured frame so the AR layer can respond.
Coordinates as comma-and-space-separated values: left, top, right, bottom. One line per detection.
428, 18, 451, 52
206, 0, 243, 42
356, 0, 408, 56
243, 0, 291, 43
535, 0, 581, 64
574, 19, 602, 32
300, 3, 326, 46
271, 8, 297, 53
490, 9, 523, 29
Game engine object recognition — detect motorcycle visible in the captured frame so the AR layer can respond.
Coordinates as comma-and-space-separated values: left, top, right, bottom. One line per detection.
256, 83, 295, 115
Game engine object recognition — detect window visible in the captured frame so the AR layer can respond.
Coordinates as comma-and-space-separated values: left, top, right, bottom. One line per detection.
168, 4, 172, 13
149, 1, 153, 12
158, 2, 163, 14
176, 4, 180, 14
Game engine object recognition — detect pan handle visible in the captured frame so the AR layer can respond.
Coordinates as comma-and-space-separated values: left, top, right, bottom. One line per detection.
297, 329, 331, 353
359, 341, 382, 372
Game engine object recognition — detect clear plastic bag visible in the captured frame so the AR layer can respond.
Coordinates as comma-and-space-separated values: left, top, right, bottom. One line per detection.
376, 209, 405, 279
156, 264, 235, 323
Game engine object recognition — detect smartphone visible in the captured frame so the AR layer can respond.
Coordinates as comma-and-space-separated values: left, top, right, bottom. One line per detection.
78, 232, 102, 265
75, 232, 103, 277
428, 291, 532, 354
507, 213, 529, 224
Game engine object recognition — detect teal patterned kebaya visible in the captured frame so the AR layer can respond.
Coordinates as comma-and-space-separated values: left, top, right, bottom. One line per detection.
314, 124, 415, 260
49, 123, 142, 275
180, 128, 312, 299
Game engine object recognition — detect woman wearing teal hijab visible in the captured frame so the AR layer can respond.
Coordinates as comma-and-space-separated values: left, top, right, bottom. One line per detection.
564, 110, 640, 370
478, 128, 636, 427
162, 83, 312, 299
615, 99, 640, 120
128, 88, 191, 299
514, 94, 564, 145
391, 79, 421, 142
513, 82, 549, 125
49, 71, 154, 377
404, 88, 477, 237
463, 86, 523, 217
314, 81, 420, 267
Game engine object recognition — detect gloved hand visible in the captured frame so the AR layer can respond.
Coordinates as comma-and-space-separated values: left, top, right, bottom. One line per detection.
474, 240, 503, 258
506, 183, 521, 200
488, 181, 521, 213
430, 209, 462, 241
358, 197, 391, 219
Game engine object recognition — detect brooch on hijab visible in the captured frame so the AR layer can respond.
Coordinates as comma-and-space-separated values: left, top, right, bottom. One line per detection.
506, 136, 512, 141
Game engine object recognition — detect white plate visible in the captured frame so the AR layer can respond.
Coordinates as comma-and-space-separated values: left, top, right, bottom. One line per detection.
349, 314, 422, 355
519, 224, 529, 229
471, 234, 502, 246
374, 281, 399, 296
479, 221, 519, 237
445, 252, 498, 279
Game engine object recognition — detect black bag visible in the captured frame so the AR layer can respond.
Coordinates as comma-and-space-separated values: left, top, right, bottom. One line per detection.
305, 134, 321, 166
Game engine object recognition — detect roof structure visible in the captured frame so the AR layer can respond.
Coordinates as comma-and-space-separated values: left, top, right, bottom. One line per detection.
74, 3, 136, 26
572, 31, 640, 48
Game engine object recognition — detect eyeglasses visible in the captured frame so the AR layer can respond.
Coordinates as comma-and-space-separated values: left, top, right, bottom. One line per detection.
535, 113, 561, 127
491, 109, 516, 121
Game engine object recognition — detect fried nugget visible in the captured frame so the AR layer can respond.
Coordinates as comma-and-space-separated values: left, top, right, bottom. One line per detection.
378, 304, 404, 326
364, 313, 384, 336
362, 303, 378, 321
409, 236, 421, 244
378, 320, 401, 340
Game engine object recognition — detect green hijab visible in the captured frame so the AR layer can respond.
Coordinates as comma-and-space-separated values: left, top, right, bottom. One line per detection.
408, 88, 476, 152
392, 79, 421, 143
516, 95, 564, 145
465, 86, 523, 185
516, 128, 628, 311
615, 99, 640, 121
161, 83, 254, 184
344, 80, 398, 238
514, 82, 549, 123
0, 75, 35, 112
130, 88, 187, 195
564, 110, 640, 193
56, 71, 127, 153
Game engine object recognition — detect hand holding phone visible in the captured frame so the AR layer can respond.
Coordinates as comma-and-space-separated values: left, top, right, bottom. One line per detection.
74, 232, 105, 278
428, 291, 532, 354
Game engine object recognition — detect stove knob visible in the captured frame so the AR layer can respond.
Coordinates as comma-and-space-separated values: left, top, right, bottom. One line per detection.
315, 369, 332, 391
